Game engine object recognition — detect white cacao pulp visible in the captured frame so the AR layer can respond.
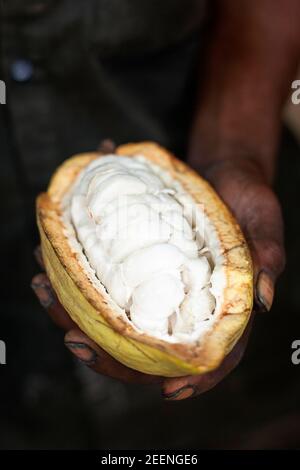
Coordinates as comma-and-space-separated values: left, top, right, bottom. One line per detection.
63, 155, 222, 343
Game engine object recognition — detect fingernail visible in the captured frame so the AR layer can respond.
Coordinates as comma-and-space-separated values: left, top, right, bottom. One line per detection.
98, 138, 116, 154
256, 270, 274, 312
65, 342, 98, 365
164, 385, 196, 401
31, 282, 55, 308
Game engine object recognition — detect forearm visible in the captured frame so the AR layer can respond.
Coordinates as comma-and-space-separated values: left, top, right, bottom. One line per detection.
189, 0, 300, 183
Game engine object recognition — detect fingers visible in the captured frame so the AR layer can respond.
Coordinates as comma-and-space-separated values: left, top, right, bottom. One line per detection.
97, 139, 116, 154
162, 313, 254, 400
31, 273, 161, 384
31, 273, 77, 331
203, 158, 286, 312
236, 184, 285, 312
241, 186, 285, 312
64, 329, 162, 385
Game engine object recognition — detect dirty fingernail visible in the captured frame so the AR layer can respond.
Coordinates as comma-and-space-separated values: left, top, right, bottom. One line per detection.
31, 282, 55, 308
164, 385, 195, 401
98, 138, 116, 154
256, 270, 274, 312
65, 342, 98, 365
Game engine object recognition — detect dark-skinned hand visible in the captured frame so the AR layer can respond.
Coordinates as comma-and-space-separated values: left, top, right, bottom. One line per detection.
31, 154, 285, 400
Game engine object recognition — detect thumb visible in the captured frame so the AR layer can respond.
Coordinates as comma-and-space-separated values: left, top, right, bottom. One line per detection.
241, 183, 286, 312
203, 158, 286, 312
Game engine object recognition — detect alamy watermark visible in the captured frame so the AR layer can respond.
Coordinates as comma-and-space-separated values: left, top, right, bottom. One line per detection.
91, 195, 206, 243
291, 80, 300, 105
0, 340, 6, 365
0, 80, 6, 104
291, 340, 300, 365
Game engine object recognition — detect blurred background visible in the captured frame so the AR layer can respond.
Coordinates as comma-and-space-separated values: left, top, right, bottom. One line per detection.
1, 0, 300, 450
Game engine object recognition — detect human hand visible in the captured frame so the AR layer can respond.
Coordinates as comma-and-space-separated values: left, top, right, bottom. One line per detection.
162, 154, 285, 399
32, 154, 279, 401
201, 156, 286, 313
31, 265, 253, 398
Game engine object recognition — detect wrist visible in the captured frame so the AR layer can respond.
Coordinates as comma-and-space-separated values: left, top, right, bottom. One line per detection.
187, 116, 279, 186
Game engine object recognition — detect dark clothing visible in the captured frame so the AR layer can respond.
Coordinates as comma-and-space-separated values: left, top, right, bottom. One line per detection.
1, 0, 206, 188
1, 0, 207, 300
0, 0, 210, 448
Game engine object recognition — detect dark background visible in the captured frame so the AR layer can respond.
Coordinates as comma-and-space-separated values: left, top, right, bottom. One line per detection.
0, 0, 300, 450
